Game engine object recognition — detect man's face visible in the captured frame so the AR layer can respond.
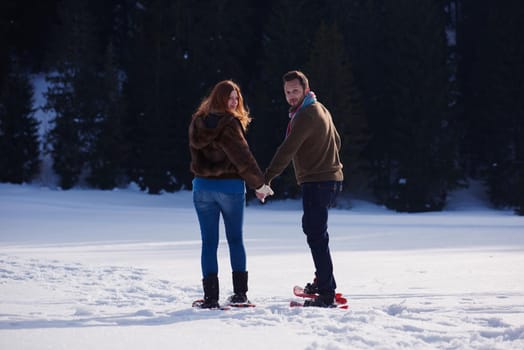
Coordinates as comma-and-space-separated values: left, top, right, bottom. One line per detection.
284, 79, 306, 108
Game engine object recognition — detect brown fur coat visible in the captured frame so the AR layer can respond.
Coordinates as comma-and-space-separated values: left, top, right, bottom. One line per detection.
189, 113, 264, 190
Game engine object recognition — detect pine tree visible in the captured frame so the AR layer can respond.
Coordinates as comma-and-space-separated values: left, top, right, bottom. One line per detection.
0, 0, 15, 89
123, 0, 189, 194
45, 70, 84, 189
86, 41, 126, 189
305, 21, 369, 193
0, 57, 40, 183
517, 166, 524, 215
479, 2, 524, 211
44, 0, 101, 189
368, 0, 460, 211
456, 1, 524, 213
331, 0, 395, 200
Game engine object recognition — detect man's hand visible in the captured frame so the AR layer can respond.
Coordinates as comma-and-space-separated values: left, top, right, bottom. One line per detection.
256, 184, 274, 203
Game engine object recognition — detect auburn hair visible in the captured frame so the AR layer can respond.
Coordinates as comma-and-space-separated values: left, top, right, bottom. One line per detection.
192, 80, 252, 130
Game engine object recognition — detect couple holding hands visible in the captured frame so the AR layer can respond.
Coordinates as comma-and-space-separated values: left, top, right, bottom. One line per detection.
188, 70, 343, 308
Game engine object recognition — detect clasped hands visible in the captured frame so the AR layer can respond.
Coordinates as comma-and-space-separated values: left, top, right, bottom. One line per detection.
255, 184, 274, 203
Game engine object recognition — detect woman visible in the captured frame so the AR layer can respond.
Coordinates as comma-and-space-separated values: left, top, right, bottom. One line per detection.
189, 80, 273, 308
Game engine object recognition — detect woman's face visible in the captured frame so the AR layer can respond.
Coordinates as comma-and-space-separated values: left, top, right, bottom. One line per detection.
228, 89, 239, 111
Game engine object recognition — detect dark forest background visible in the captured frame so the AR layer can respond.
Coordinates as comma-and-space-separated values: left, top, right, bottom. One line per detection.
1, 0, 523, 214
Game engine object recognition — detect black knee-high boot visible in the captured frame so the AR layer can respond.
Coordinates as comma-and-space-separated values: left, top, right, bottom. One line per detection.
201, 274, 219, 308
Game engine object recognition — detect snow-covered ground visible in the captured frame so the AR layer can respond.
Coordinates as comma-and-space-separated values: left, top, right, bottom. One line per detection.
1, 183, 523, 350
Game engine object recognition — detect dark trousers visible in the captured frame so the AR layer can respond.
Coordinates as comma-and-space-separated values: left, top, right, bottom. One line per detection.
301, 181, 342, 296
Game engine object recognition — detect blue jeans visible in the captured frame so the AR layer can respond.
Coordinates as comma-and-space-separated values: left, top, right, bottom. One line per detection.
301, 181, 342, 296
193, 190, 246, 278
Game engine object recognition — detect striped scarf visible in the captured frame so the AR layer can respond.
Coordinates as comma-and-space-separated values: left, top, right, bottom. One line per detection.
286, 91, 317, 137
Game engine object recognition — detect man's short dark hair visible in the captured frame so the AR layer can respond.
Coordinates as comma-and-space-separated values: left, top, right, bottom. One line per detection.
282, 70, 309, 91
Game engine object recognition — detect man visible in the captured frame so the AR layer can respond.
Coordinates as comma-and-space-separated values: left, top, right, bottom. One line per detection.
263, 70, 344, 307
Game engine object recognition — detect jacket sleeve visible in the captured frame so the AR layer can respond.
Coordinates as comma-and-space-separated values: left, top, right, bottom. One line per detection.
335, 125, 341, 151
264, 113, 312, 184
218, 119, 265, 190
